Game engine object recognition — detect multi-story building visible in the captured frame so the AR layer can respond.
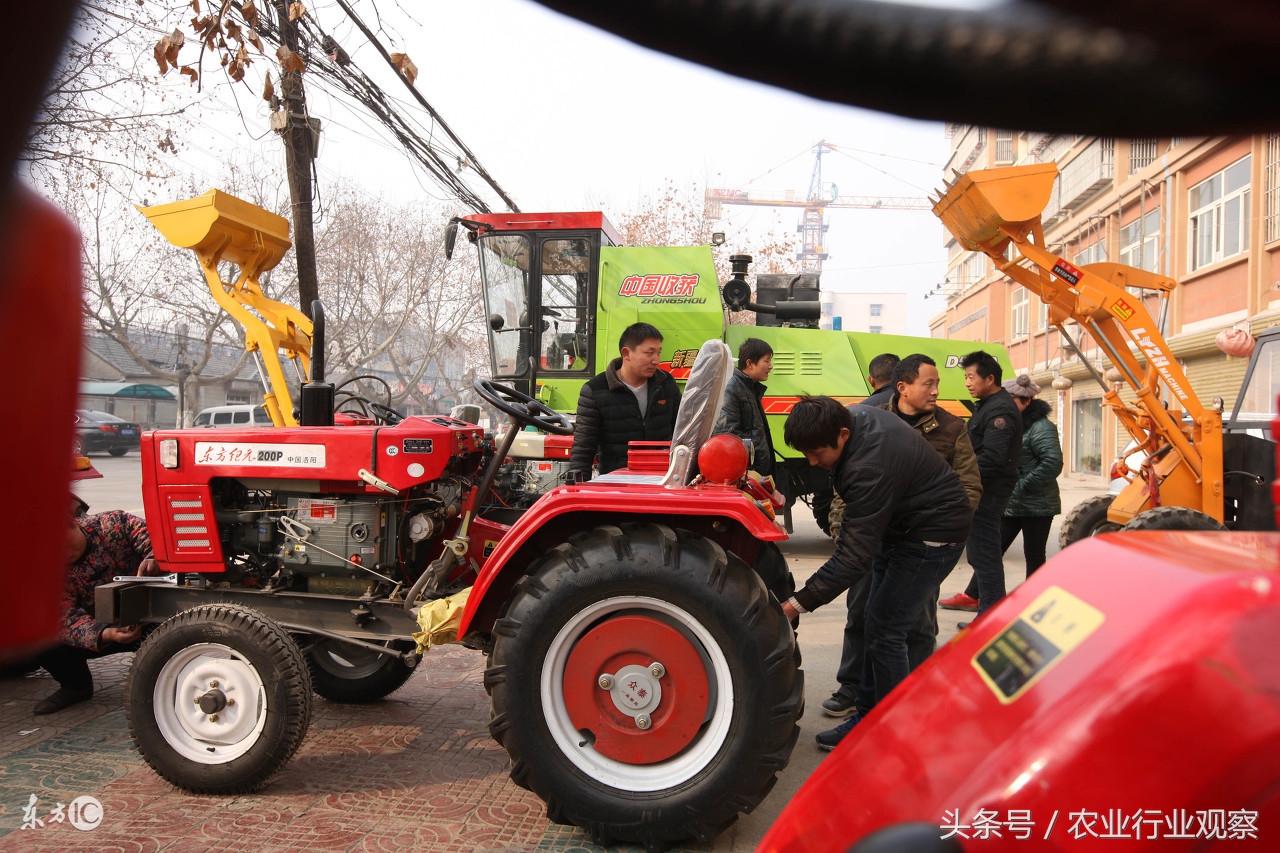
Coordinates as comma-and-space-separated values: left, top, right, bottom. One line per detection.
930, 130, 1279, 480
821, 291, 907, 335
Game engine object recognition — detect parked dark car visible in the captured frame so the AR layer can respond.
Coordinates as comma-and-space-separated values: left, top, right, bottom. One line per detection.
74, 409, 142, 456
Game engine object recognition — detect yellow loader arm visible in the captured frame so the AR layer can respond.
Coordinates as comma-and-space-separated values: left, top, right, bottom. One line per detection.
932, 164, 1223, 525
138, 190, 312, 427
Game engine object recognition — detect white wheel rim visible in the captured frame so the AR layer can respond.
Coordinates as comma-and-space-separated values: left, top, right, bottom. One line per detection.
541, 595, 734, 792
153, 642, 268, 764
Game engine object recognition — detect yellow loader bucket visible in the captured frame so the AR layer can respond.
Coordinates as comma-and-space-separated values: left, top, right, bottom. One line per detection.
932, 163, 1058, 251
137, 189, 291, 273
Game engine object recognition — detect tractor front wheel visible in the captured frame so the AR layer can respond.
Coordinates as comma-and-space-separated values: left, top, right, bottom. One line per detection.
485, 523, 802, 850
125, 604, 312, 794
306, 639, 417, 703
1058, 494, 1124, 548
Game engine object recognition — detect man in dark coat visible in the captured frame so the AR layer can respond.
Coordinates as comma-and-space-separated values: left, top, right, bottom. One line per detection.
714, 337, 775, 477
781, 396, 971, 747
33, 503, 161, 714
861, 352, 900, 408
569, 322, 681, 477
960, 350, 1023, 614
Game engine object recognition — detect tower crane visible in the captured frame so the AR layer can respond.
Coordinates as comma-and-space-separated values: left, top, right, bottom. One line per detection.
705, 141, 930, 273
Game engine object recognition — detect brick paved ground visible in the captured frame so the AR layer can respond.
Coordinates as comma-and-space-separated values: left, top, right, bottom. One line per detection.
0, 644, 671, 853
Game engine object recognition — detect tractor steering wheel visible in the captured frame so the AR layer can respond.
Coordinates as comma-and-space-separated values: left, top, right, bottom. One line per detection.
368, 402, 404, 425
473, 379, 574, 436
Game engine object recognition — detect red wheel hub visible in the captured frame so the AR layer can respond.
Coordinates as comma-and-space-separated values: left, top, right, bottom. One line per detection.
562, 614, 711, 764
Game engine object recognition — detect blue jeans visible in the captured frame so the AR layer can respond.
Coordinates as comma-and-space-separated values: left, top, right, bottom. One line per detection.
967, 490, 1012, 614
855, 539, 965, 711
835, 549, 942, 704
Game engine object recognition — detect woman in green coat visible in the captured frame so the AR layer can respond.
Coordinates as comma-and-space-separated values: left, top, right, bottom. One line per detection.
1001, 374, 1063, 576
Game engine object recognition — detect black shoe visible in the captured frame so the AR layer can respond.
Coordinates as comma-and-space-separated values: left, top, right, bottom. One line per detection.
816, 712, 863, 751
957, 621, 970, 630
33, 687, 92, 715
821, 694, 859, 718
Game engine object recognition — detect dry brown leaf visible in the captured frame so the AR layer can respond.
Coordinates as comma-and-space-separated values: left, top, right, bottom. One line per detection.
189, 0, 199, 13
225, 20, 242, 43
247, 29, 263, 53
262, 73, 275, 103
390, 52, 418, 86
154, 36, 171, 74
288, 1, 306, 22
180, 65, 199, 85
276, 45, 306, 74
227, 58, 245, 82
241, 0, 260, 29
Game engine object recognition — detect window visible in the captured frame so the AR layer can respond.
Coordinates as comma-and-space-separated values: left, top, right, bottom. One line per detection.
1037, 299, 1050, 330
478, 234, 531, 376
995, 129, 1014, 163
1073, 240, 1106, 267
869, 303, 882, 317
1010, 287, 1028, 337
226, 393, 250, 404
869, 326, 883, 334
1072, 397, 1103, 475
1267, 134, 1280, 243
1189, 155, 1251, 271
1120, 208, 1161, 273
213, 412, 233, 426
1129, 139, 1158, 172
539, 238, 591, 373
232, 410, 250, 424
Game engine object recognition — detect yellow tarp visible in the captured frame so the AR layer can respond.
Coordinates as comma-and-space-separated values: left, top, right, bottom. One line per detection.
411, 587, 471, 655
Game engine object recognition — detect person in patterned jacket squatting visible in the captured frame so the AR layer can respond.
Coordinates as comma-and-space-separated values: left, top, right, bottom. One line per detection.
31, 500, 163, 714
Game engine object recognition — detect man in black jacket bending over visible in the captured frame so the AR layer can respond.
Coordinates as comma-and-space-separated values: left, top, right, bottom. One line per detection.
569, 322, 681, 477
781, 396, 971, 742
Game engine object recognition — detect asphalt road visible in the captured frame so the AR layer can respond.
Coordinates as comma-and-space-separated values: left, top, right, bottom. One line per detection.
35, 448, 1105, 845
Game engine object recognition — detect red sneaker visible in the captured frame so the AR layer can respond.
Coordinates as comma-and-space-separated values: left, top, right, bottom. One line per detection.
939, 592, 979, 612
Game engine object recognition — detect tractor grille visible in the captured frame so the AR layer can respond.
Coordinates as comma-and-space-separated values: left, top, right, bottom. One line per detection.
166, 493, 215, 553
799, 351, 823, 375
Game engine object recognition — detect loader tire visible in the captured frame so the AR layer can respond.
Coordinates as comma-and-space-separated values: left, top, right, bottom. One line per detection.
484, 522, 802, 851
1058, 494, 1123, 549
307, 639, 417, 703
126, 603, 312, 794
1122, 506, 1228, 532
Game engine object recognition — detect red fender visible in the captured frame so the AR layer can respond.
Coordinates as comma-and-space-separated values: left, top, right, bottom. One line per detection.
458, 482, 785, 636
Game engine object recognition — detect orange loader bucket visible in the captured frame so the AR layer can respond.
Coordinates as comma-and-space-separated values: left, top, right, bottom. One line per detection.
932, 163, 1058, 251
137, 189, 291, 274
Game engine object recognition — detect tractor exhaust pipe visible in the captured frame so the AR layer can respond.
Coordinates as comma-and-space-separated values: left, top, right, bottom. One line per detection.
721, 254, 821, 322
300, 299, 334, 426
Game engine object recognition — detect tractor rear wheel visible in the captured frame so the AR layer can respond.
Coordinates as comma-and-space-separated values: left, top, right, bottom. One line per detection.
307, 639, 417, 703
126, 604, 312, 794
1058, 494, 1124, 548
1122, 506, 1228, 531
485, 523, 802, 850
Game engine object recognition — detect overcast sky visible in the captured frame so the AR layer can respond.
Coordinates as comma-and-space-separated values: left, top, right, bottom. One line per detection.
192, 0, 961, 335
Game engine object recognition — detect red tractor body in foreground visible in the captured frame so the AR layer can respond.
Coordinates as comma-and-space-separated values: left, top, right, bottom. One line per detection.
760, 530, 1280, 852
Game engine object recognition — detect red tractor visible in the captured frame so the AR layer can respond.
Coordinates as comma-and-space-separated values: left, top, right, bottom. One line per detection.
98, 191, 802, 850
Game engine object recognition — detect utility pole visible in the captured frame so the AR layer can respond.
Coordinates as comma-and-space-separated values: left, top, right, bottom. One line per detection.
272, 0, 319, 318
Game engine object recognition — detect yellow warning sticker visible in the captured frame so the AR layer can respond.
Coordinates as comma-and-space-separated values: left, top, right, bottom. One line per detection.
972, 586, 1105, 704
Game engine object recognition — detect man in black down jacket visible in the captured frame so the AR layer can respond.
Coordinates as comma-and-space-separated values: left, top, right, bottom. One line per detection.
781, 396, 971, 738
714, 337, 775, 477
569, 322, 681, 477
960, 350, 1023, 614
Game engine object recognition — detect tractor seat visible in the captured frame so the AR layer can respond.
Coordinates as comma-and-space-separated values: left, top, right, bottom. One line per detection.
660, 339, 733, 487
